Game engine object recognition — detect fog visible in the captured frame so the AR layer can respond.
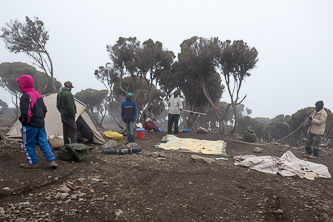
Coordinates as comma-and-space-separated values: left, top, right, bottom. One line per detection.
1, 0, 332, 118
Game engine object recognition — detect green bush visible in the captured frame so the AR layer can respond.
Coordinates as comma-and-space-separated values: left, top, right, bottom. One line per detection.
243, 129, 256, 143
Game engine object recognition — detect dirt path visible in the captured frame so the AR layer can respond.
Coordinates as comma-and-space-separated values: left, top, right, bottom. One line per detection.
1, 131, 333, 221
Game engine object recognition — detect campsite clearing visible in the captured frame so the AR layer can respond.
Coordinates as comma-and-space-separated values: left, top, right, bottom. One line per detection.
1, 125, 333, 221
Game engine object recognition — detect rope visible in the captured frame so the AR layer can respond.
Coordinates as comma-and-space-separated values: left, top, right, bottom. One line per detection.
224, 112, 314, 146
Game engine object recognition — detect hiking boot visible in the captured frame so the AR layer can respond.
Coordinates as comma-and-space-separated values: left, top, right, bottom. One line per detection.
306, 153, 317, 159
20, 163, 39, 169
49, 160, 58, 168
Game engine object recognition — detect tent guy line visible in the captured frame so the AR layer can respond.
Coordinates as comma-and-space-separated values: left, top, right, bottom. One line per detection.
225, 112, 314, 146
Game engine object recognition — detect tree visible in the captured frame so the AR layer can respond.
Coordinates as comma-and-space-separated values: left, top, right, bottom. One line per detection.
236, 116, 265, 140
107, 37, 140, 95
135, 39, 174, 112
271, 114, 286, 123
1, 17, 56, 92
101, 37, 172, 127
0, 62, 61, 117
75, 89, 109, 128
94, 64, 123, 129
158, 63, 179, 98
181, 71, 223, 130
159, 61, 224, 130
0, 99, 8, 117
287, 107, 314, 144
265, 122, 290, 142
254, 117, 271, 127
178, 36, 226, 132
216, 40, 258, 134
113, 76, 165, 121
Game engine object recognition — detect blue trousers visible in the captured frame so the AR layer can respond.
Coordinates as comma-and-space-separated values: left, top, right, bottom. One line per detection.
126, 120, 135, 143
21, 125, 55, 164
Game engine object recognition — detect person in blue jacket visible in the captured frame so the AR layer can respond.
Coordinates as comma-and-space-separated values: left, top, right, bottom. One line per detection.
121, 93, 137, 143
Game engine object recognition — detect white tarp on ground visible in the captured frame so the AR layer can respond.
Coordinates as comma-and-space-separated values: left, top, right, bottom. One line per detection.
234, 151, 331, 180
6, 93, 104, 144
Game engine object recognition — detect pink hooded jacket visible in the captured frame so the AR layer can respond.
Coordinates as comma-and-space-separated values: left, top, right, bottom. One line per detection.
16, 75, 47, 127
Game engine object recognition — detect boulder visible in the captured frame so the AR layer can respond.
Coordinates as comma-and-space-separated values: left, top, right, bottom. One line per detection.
197, 127, 208, 134
126, 142, 138, 148
254, 147, 263, 153
58, 185, 71, 193
101, 140, 117, 150
191, 155, 215, 164
48, 134, 64, 150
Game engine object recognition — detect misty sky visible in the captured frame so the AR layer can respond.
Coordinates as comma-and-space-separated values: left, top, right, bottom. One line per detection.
0, 0, 332, 118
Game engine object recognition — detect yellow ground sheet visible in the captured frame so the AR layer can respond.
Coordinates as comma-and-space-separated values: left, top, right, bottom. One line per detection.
156, 135, 227, 155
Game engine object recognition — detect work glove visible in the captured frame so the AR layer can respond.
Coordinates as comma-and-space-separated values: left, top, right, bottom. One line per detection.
123, 119, 127, 123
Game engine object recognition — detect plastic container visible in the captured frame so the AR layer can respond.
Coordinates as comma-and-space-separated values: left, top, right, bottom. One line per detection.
182, 129, 189, 133
136, 128, 145, 139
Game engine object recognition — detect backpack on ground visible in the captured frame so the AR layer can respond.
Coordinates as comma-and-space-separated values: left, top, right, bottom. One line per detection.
145, 120, 159, 132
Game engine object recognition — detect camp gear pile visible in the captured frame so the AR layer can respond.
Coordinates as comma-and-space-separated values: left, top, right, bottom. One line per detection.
102, 145, 143, 155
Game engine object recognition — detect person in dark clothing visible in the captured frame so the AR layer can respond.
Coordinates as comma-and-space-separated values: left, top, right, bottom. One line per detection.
76, 116, 93, 143
16, 75, 58, 169
56, 81, 77, 144
121, 93, 137, 143
142, 103, 154, 122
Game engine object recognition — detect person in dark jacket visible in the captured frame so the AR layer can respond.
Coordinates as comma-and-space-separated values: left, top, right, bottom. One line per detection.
142, 103, 154, 122
76, 116, 93, 143
121, 93, 137, 143
57, 81, 77, 144
16, 75, 58, 169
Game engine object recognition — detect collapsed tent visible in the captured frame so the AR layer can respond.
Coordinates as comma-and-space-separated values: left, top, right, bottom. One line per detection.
155, 135, 227, 155
6, 93, 104, 144
234, 151, 331, 180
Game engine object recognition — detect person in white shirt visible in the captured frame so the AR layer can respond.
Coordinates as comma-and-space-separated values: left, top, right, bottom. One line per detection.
167, 90, 183, 135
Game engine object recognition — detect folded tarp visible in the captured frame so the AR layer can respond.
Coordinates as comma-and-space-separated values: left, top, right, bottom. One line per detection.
155, 135, 227, 155
57, 143, 93, 161
234, 151, 331, 180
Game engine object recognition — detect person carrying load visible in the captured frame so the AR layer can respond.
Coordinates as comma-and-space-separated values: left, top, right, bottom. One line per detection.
305, 100, 327, 158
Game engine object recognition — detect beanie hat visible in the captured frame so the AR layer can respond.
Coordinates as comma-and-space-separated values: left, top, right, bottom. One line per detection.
126, 93, 133, 99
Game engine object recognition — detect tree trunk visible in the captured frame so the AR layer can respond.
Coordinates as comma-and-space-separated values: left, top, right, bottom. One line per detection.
0, 132, 8, 141
230, 104, 238, 134
110, 112, 124, 129
199, 79, 225, 134
44, 50, 56, 93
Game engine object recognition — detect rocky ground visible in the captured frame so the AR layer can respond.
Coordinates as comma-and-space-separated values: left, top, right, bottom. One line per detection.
1, 122, 333, 221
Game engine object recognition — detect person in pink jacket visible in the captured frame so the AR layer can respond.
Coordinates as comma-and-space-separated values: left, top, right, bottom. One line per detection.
16, 75, 58, 169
